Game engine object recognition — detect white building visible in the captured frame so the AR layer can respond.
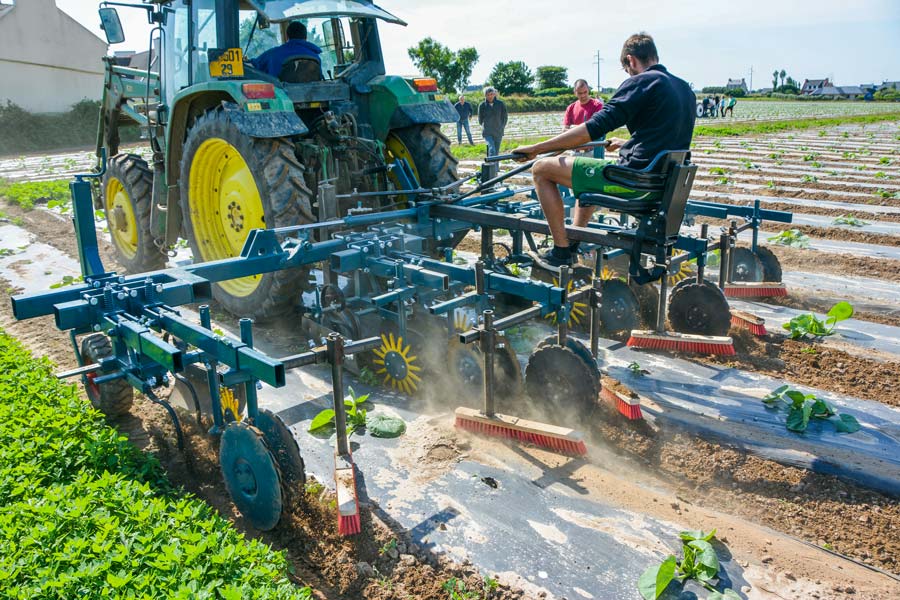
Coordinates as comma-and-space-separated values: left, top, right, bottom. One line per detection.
0, 0, 107, 113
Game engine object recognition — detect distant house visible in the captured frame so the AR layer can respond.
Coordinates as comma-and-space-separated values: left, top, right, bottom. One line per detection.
0, 0, 107, 113
859, 83, 877, 93
809, 86, 863, 99
879, 81, 900, 92
725, 78, 748, 93
801, 78, 831, 95
756, 87, 773, 94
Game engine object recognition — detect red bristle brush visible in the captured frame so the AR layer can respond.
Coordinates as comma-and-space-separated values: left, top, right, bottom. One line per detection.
335, 453, 360, 535
723, 282, 787, 298
601, 386, 643, 420
730, 310, 767, 336
454, 407, 587, 456
627, 330, 736, 356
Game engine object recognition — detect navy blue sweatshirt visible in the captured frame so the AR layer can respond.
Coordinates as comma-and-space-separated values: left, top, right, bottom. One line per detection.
585, 64, 695, 170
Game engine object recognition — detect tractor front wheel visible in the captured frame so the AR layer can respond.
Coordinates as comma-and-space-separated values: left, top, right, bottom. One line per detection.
102, 154, 166, 273
179, 106, 314, 321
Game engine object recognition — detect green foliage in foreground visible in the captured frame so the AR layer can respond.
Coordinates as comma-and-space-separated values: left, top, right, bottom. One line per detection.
638, 529, 740, 600
762, 385, 861, 434
0, 178, 71, 210
0, 331, 307, 599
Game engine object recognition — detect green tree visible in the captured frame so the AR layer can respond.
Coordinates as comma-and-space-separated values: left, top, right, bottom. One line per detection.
487, 61, 534, 95
407, 37, 479, 93
535, 65, 568, 90
779, 69, 786, 88
772, 70, 779, 89
239, 15, 279, 58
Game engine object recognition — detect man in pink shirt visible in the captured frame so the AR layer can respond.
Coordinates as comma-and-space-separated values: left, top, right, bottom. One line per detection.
564, 79, 604, 129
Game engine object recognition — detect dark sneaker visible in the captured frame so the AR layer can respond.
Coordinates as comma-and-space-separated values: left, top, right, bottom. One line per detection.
530, 247, 575, 273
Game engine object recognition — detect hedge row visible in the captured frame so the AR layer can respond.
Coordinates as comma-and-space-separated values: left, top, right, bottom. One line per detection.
0, 331, 308, 599
0, 100, 141, 156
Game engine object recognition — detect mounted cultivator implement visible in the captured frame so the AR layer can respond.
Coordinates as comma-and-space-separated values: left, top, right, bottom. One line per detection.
11, 138, 794, 531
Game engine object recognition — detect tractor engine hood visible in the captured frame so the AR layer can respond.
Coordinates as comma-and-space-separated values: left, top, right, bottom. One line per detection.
244, 0, 407, 25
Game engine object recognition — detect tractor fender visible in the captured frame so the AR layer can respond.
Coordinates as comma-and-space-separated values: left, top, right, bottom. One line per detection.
222, 106, 308, 138
389, 102, 459, 130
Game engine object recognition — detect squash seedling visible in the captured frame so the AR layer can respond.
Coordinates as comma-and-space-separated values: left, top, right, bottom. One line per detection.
782, 301, 853, 339
638, 529, 740, 600
762, 384, 861, 434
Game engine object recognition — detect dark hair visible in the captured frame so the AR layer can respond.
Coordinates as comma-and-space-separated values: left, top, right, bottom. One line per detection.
286, 21, 307, 40
620, 32, 658, 68
573, 79, 590, 89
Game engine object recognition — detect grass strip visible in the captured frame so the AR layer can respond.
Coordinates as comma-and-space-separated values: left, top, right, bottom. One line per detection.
0, 330, 310, 599
450, 113, 900, 160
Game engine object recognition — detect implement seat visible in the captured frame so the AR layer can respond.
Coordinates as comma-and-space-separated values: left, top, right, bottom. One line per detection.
279, 56, 323, 83
577, 150, 697, 283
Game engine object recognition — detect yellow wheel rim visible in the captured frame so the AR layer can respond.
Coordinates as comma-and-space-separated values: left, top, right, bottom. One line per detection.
385, 133, 420, 200
545, 277, 588, 326
372, 333, 422, 394
220, 387, 242, 423
189, 138, 265, 298
105, 177, 138, 260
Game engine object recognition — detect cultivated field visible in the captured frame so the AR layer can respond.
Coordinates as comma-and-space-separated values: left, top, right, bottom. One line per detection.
1, 117, 899, 599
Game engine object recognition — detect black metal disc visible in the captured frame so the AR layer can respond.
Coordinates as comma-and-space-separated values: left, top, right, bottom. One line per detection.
729, 247, 763, 282
629, 280, 660, 328
667, 280, 732, 336
253, 408, 306, 490
219, 422, 283, 531
536, 334, 601, 390
598, 278, 640, 334
753, 246, 783, 282
447, 339, 523, 409
524, 344, 599, 425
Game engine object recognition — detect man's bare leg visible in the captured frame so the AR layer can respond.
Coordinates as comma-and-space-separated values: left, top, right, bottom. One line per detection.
573, 204, 597, 227
532, 156, 575, 247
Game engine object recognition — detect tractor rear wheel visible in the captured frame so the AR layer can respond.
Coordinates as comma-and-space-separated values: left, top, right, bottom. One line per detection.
179, 106, 314, 321
103, 154, 166, 273
754, 246, 783, 282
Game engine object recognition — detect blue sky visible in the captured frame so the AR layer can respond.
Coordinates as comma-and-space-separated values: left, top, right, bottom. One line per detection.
58, 0, 900, 90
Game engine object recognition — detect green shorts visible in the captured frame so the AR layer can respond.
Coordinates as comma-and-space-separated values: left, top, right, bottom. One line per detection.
570, 157, 657, 201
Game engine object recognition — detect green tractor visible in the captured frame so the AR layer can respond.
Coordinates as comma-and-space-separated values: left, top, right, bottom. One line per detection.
95, 0, 458, 320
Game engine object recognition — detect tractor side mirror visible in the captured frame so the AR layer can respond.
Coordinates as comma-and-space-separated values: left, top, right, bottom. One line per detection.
98, 7, 125, 44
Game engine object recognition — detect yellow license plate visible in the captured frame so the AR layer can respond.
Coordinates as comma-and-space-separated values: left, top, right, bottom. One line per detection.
209, 48, 244, 78
434, 94, 444, 101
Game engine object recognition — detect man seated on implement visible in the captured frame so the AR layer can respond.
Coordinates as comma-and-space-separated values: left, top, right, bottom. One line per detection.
251, 21, 322, 78
512, 32, 695, 271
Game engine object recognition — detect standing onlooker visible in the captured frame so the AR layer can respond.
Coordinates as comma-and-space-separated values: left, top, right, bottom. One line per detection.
478, 86, 508, 157
454, 95, 474, 145
712, 95, 720, 118
702, 96, 710, 117
719, 95, 726, 117
564, 79, 605, 156
724, 95, 736, 117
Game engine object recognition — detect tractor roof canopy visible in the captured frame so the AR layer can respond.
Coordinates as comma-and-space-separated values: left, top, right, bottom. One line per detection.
242, 0, 406, 25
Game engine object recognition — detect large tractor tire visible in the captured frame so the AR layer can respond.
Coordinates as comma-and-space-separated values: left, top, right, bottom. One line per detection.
102, 154, 166, 273
179, 106, 314, 321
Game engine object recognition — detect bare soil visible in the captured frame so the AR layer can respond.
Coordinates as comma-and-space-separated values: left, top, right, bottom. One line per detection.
691, 195, 900, 223
766, 292, 900, 329
764, 245, 900, 282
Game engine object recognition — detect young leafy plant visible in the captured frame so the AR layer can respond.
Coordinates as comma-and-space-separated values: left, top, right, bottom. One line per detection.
800, 175, 818, 183
638, 529, 739, 600
767, 229, 810, 248
832, 214, 868, 227
762, 384, 861, 434
782, 301, 853, 339
308, 387, 370, 435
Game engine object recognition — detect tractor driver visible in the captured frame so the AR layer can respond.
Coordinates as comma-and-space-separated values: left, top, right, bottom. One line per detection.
512, 33, 696, 271
251, 21, 322, 78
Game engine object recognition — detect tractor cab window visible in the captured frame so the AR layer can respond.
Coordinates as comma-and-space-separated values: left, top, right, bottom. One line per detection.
239, 10, 279, 58
193, 0, 219, 82
164, 0, 190, 105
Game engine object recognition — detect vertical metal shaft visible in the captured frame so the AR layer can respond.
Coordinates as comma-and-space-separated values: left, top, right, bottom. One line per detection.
481, 309, 496, 417
725, 219, 738, 285
697, 223, 709, 283
557, 265, 570, 346
239, 318, 259, 421
199, 304, 223, 433
199, 304, 212, 330
474, 260, 486, 295
480, 227, 493, 262
656, 262, 668, 334
751, 200, 761, 253
590, 276, 602, 358
328, 333, 350, 458
718, 232, 730, 291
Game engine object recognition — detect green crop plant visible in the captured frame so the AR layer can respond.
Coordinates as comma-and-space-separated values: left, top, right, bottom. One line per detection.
800, 346, 818, 355
810, 161, 822, 168
767, 229, 810, 248
832, 214, 868, 227
628, 361, 646, 377
49, 274, 84, 289
765, 180, 777, 190
308, 387, 370, 435
818, 130, 827, 137
841, 151, 856, 159
739, 159, 759, 169
800, 175, 818, 183
874, 171, 890, 179
378, 538, 398, 556
0, 178, 70, 210
708, 167, 729, 176
782, 301, 853, 339
768, 151, 784, 160
875, 189, 898, 199
359, 365, 380, 386
715, 176, 730, 185
0, 332, 304, 598
762, 385, 861, 434
638, 529, 739, 600
855, 165, 867, 171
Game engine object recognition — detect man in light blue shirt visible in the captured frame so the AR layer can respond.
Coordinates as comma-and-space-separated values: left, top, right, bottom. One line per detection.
251, 21, 321, 78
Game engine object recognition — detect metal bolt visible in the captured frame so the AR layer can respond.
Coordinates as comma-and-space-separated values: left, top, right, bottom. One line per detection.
116, 292, 126, 300
363, 246, 369, 253
161, 374, 170, 385
147, 377, 157, 387
155, 284, 163, 293
93, 324, 101, 331
130, 290, 138, 298
256, 381, 263, 390
118, 277, 125, 283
